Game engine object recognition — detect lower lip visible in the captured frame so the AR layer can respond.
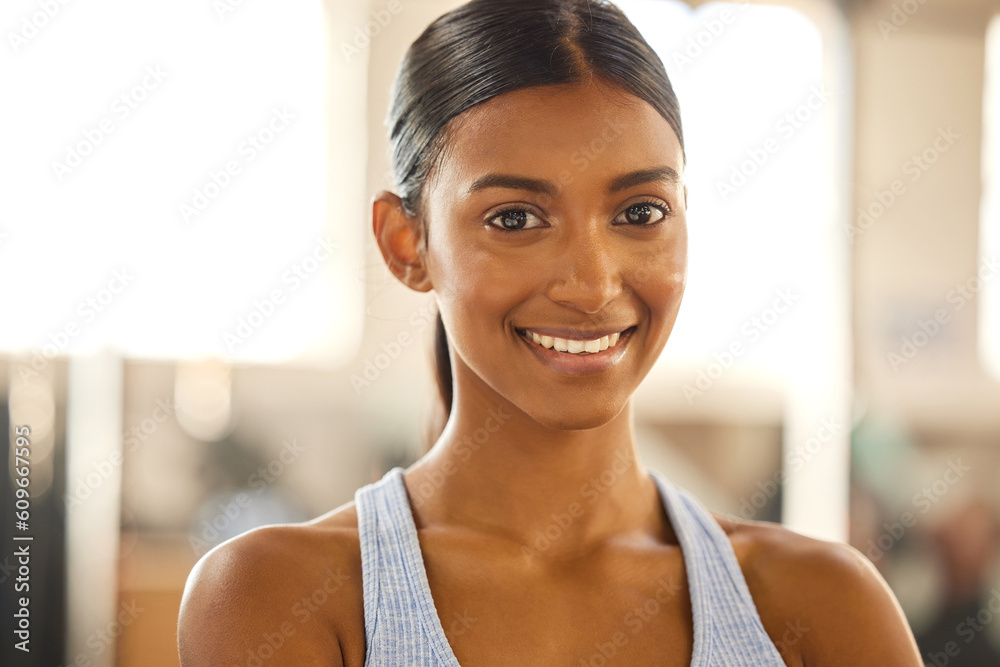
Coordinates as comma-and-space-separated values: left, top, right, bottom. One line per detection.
516, 327, 635, 376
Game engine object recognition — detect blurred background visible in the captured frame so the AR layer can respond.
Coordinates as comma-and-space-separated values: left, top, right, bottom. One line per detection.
1, 0, 999, 664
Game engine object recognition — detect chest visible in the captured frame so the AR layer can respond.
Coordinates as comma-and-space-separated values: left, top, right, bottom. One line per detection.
419, 535, 698, 666
336, 527, 800, 667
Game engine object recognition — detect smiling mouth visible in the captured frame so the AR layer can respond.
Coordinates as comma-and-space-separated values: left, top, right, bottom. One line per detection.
516, 326, 636, 355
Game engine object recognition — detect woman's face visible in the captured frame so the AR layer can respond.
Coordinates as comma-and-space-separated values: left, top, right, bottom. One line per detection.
421, 79, 687, 430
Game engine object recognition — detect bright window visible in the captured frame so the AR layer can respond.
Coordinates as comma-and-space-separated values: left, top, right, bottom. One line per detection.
0, 0, 361, 365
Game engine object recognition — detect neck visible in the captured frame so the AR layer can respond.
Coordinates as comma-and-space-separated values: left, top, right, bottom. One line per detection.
403, 386, 670, 562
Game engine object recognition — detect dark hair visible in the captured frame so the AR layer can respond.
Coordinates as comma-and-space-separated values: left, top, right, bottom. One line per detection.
384, 0, 684, 450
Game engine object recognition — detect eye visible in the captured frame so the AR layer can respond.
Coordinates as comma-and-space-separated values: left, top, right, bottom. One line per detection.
486, 206, 546, 232
614, 200, 671, 226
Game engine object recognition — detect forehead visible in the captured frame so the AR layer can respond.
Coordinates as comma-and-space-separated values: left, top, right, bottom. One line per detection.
428, 80, 684, 198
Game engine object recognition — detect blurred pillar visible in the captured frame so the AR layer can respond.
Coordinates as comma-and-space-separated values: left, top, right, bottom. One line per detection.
65, 351, 122, 667
781, 1, 854, 542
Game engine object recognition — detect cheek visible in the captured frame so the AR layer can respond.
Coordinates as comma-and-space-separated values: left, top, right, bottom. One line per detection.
629, 234, 687, 316
426, 229, 531, 340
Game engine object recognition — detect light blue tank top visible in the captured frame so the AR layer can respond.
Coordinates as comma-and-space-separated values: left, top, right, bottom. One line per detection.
354, 466, 787, 666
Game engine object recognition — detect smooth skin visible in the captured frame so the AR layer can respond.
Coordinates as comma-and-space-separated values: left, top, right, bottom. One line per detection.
178, 79, 924, 666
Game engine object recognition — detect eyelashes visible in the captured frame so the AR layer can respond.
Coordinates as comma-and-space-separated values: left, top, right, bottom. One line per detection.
485, 199, 673, 233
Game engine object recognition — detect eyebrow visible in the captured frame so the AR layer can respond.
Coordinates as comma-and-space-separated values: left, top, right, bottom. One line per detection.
465, 166, 680, 197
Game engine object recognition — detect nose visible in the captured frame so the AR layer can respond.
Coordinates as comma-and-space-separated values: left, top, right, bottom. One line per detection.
546, 226, 624, 314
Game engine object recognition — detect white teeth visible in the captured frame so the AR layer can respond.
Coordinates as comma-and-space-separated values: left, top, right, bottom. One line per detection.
522, 328, 628, 355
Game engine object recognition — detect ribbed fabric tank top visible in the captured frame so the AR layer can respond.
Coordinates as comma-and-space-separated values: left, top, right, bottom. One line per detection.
354, 466, 787, 666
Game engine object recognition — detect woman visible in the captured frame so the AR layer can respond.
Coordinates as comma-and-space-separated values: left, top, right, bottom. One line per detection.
179, 0, 924, 664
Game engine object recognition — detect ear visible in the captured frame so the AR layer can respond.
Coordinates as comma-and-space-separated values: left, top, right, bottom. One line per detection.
372, 190, 433, 292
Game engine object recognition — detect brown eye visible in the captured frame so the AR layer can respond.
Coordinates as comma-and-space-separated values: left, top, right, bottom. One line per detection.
615, 201, 669, 226
499, 210, 527, 229
487, 207, 544, 231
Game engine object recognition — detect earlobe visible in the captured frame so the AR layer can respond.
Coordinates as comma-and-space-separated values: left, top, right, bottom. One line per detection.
372, 190, 434, 292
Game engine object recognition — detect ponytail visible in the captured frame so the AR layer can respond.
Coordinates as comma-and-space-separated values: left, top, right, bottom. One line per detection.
423, 309, 453, 451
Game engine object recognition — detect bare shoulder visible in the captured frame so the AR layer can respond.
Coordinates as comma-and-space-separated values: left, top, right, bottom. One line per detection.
710, 511, 923, 667
178, 502, 366, 666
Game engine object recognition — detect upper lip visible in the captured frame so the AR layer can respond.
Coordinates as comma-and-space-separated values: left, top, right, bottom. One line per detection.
517, 325, 635, 340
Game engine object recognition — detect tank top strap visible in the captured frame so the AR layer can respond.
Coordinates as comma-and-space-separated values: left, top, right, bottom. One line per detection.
648, 468, 787, 665
354, 466, 462, 666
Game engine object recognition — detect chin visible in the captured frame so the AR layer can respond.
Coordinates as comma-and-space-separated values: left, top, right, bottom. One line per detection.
529, 399, 628, 431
